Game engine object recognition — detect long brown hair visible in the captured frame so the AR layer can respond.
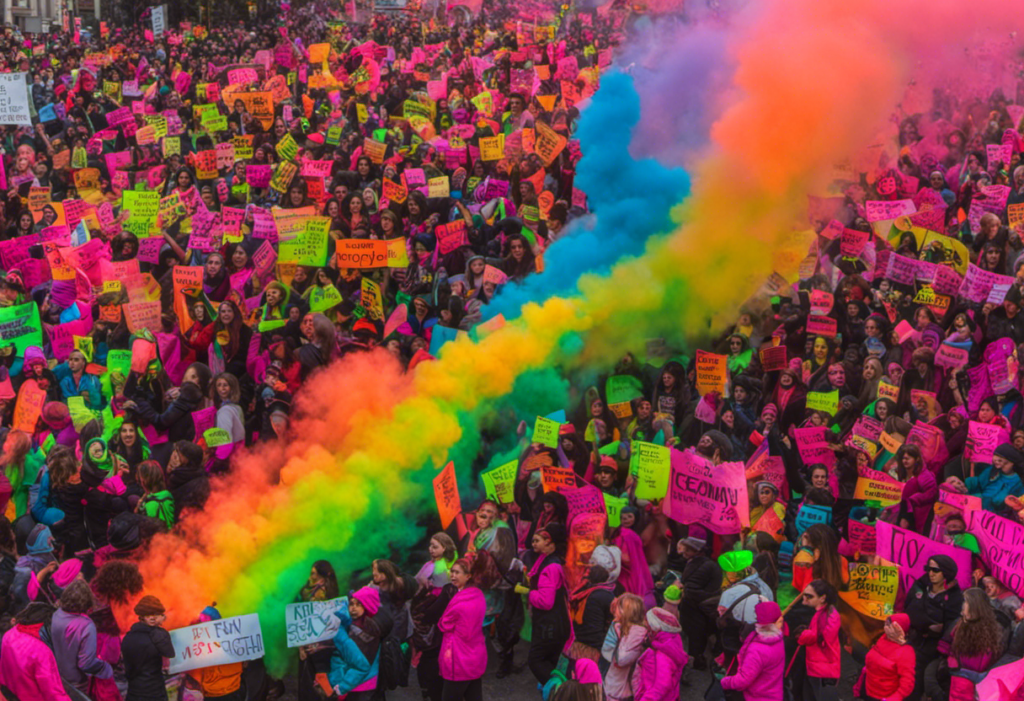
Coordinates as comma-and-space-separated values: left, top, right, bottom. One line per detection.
951, 588, 1004, 660
803, 524, 844, 590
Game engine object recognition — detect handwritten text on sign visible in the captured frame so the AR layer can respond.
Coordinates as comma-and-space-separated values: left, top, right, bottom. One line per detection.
285, 597, 346, 647
168, 613, 264, 673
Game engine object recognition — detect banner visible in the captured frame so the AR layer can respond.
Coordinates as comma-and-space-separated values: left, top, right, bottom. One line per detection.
285, 597, 345, 647
167, 613, 264, 673
665, 451, 749, 534
875, 521, 972, 593
967, 509, 1024, 597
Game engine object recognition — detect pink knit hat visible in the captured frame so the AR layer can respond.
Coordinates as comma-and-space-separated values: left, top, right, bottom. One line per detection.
351, 586, 381, 616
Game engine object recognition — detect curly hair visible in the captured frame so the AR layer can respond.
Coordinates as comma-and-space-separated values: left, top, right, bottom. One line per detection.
951, 588, 1004, 660
91, 560, 144, 606
60, 578, 95, 614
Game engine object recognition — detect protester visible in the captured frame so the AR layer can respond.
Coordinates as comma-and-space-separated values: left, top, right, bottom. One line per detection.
719, 600, 786, 701
858, 614, 916, 701
121, 595, 175, 701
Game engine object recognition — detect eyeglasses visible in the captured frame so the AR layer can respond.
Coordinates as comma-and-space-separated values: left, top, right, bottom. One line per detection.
925, 566, 943, 573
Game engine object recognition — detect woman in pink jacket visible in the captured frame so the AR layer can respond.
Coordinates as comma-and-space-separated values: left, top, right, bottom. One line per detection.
0, 603, 72, 701
631, 607, 688, 701
721, 601, 786, 701
796, 579, 842, 701
438, 557, 487, 701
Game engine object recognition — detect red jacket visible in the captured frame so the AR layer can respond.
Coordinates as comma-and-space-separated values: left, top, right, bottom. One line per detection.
864, 637, 916, 701
797, 607, 841, 679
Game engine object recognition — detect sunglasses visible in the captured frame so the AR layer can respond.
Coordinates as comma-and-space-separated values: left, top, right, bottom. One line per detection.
925, 566, 943, 573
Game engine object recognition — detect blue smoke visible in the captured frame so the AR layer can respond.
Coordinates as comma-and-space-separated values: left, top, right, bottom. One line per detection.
483, 71, 691, 320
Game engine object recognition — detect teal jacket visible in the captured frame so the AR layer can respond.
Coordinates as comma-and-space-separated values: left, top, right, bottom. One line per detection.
965, 466, 1024, 513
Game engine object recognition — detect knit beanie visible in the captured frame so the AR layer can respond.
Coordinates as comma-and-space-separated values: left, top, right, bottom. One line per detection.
134, 595, 166, 616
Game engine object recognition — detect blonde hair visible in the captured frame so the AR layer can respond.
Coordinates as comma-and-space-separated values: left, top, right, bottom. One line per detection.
613, 593, 646, 640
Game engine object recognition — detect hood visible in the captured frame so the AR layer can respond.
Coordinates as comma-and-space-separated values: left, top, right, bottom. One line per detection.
22, 345, 46, 368
650, 629, 687, 665
589, 544, 621, 584
750, 628, 784, 647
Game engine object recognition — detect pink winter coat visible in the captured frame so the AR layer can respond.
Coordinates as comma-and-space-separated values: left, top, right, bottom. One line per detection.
438, 586, 487, 681
797, 607, 842, 679
604, 623, 649, 701
721, 629, 785, 701
0, 623, 72, 701
631, 629, 688, 701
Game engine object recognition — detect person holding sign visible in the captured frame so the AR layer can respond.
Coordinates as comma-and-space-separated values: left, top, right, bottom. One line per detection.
946, 442, 1024, 514
893, 445, 937, 532
296, 560, 340, 701
121, 595, 175, 701
328, 587, 393, 701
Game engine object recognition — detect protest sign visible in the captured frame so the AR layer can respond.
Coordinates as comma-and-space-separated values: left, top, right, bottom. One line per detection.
360, 278, 383, 321
795, 504, 832, 536
565, 485, 607, 525
848, 519, 876, 555
793, 426, 836, 468
806, 315, 837, 338
285, 597, 345, 647
481, 460, 518, 504
541, 464, 577, 493
432, 461, 460, 529
151, 4, 167, 37
805, 390, 839, 414
839, 563, 898, 619
694, 350, 727, 396
0, 73, 32, 126
13, 382, 46, 433
336, 239, 389, 268
759, 345, 787, 371
965, 420, 1001, 463
0, 302, 42, 356
935, 343, 969, 369
875, 521, 972, 592
967, 509, 1024, 597
631, 442, 670, 500
604, 493, 625, 527
533, 416, 561, 447
168, 614, 263, 673
854, 473, 905, 505
666, 452, 749, 534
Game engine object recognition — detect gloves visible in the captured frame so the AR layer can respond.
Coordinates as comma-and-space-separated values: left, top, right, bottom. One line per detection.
514, 584, 530, 595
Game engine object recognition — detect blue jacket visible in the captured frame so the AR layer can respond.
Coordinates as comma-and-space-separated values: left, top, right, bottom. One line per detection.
31, 470, 64, 527
328, 609, 381, 696
966, 466, 1024, 513
54, 364, 104, 410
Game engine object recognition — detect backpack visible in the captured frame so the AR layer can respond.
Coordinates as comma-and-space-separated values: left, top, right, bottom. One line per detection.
376, 636, 409, 691
143, 493, 175, 529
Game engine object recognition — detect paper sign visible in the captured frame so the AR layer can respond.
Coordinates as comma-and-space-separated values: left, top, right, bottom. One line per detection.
848, 519, 876, 555
694, 349, 727, 396
759, 345, 787, 371
967, 509, 1024, 597
966, 420, 1001, 464
793, 426, 836, 468
481, 460, 518, 504
432, 461, 460, 529
541, 464, 577, 493
805, 390, 839, 414
854, 473, 905, 505
935, 343, 969, 369
13, 381, 46, 433
533, 416, 561, 448
285, 597, 345, 648
0, 73, 32, 126
167, 614, 263, 673
631, 442, 670, 500
806, 315, 837, 338
840, 563, 898, 620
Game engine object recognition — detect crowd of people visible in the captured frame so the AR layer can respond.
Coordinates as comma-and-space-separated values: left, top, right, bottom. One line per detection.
0, 0, 1021, 701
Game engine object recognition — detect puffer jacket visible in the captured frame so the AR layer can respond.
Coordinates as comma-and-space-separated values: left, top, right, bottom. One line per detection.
632, 614, 688, 701
603, 622, 649, 701
797, 606, 841, 679
438, 586, 487, 681
328, 606, 393, 695
721, 628, 786, 701
0, 622, 72, 701
863, 636, 916, 701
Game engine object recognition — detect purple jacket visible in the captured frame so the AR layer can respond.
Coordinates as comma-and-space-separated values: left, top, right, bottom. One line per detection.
0, 623, 72, 701
51, 608, 113, 693
438, 587, 487, 681
632, 629, 688, 701
721, 629, 785, 701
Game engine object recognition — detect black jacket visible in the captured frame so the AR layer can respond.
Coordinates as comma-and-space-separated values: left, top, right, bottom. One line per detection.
56, 481, 128, 551
905, 575, 964, 644
168, 466, 210, 521
529, 553, 570, 644
570, 585, 614, 648
135, 382, 204, 444
121, 621, 175, 701
679, 554, 723, 605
